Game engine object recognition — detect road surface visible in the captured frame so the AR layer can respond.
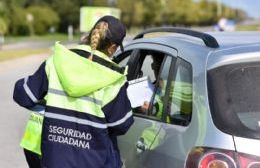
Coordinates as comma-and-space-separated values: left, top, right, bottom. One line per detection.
0, 53, 48, 167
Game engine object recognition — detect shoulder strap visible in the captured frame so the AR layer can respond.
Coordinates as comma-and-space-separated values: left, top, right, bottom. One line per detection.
70, 49, 125, 74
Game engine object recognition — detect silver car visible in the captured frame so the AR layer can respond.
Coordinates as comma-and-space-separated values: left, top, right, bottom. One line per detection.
113, 27, 260, 168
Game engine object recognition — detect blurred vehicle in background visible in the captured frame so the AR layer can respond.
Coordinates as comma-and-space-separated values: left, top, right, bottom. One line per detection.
214, 18, 236, 31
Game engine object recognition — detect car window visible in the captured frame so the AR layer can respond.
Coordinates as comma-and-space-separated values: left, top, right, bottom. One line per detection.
140, 55, 157, 83
114, 50, 133, 67
227, 65, 260, 131
208, 62, 260, 139
132, 50, 173, 122
113, 50, 134, 79
150, 56, 173, 121
118, 55, 130, 67
168, 58, 192, 126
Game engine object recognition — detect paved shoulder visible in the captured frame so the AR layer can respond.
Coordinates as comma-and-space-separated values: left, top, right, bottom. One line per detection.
0, 54, 48, 168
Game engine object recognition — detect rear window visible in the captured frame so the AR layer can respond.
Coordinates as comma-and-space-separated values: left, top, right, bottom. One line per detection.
207, 62, 260, 139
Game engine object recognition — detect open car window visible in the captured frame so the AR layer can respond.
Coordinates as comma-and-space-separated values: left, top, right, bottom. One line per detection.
113, 50, 134, 67
129, 49, 174, 122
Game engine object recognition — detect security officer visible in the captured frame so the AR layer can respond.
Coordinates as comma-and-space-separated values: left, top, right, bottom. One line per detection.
13, 15, 134, 168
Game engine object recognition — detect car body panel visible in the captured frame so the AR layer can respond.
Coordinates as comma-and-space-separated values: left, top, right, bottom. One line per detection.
123, 41, 178, 57
207, 44, 260, 70
117, 117, 162, 168
233, 136, 260, 156
206, 44, 260, 159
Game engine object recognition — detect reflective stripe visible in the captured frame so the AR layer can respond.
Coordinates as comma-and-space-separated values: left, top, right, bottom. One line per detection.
45, 112, 107, 129
39, 111, 44, 115
44, 110, 133, 129
107, 111, 133, 127
48, 88, 102, 105
23, 77, 38, 103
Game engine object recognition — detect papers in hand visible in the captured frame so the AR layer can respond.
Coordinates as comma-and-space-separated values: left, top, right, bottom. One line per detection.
127, 76, 154, 108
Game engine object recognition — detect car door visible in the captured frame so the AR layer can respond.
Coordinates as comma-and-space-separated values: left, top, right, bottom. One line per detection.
113, 43, 177, 168
140, 57, 193, 168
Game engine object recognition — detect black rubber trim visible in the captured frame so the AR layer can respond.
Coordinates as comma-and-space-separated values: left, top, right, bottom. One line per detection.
134, 27, 219, 48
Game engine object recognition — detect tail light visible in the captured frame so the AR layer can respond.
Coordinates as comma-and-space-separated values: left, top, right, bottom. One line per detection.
185, 147, 260, 168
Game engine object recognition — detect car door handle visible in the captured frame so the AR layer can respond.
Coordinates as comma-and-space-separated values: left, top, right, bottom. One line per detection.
136, 137, 146, 154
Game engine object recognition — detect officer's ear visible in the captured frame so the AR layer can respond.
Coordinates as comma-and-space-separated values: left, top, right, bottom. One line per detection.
107, 43, 118, 57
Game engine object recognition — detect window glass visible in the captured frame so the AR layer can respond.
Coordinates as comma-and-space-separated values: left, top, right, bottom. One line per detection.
227, 65, 260, 131
151, 56, 172, 121
115, 50, 133, 77
141, 55, 157, 82
114, 50, 134, 66
118, 56, 130, 67
168, 59, 192, 126
132, 50, 174, 122
208, 62, 260, 138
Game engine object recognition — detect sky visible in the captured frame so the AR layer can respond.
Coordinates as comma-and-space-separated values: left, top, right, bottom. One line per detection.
220, 0, 260, 18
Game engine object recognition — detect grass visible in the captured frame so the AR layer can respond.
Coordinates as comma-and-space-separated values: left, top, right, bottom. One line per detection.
0, 48, 50, 62
236, 24, 260, 31
1, 33, 81, 62
5, 33, 81, 44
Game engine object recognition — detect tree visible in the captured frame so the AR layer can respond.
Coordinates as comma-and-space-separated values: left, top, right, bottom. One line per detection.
51, 0, 80, 33
92, 0, 107, 6
24, 0, 46, 7
0, 0, 29, 35
0, 17, 7, 35
142, 0, 163, 27
0, 17, 7, 48
0, 1, 10, 28
9, 7, 29, 35
235, 9, 248, 21
27, 5, 60, 35
195, 0, 219, 25
117, 0, 144, 29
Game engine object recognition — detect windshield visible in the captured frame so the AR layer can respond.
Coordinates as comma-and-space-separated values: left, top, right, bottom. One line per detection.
207, 62, 260, 139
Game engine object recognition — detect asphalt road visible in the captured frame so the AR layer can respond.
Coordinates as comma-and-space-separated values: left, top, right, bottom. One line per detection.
0, 54, 48, 168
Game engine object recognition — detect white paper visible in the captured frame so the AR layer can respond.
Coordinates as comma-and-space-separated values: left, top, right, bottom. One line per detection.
127, 76, 154, 108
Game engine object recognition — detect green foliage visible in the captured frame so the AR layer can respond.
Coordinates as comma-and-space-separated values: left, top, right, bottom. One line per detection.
235, 9, 248, 21
117, 0, 144, 28
162, 0, 194, 25
0, 0, 250, 35
92, 0, 108, 6
0, 1, 29, 35
51, 0, 79, 32
0, 1, 10, 27
0, 17, 7, 34
196, 0, 219, 25
9, 7, 29, 35
117, 0, 246, 28
27, 5, 60, 35
236, 24, 260, 31
142, 0, 163, 26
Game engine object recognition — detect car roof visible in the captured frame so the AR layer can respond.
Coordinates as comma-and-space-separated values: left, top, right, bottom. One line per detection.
126, 30, 260, 60
130, 31, 260, 49
209, 31, 260, 48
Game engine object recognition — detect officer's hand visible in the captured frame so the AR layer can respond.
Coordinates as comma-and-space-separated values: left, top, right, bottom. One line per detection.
141, 101, 150, 113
